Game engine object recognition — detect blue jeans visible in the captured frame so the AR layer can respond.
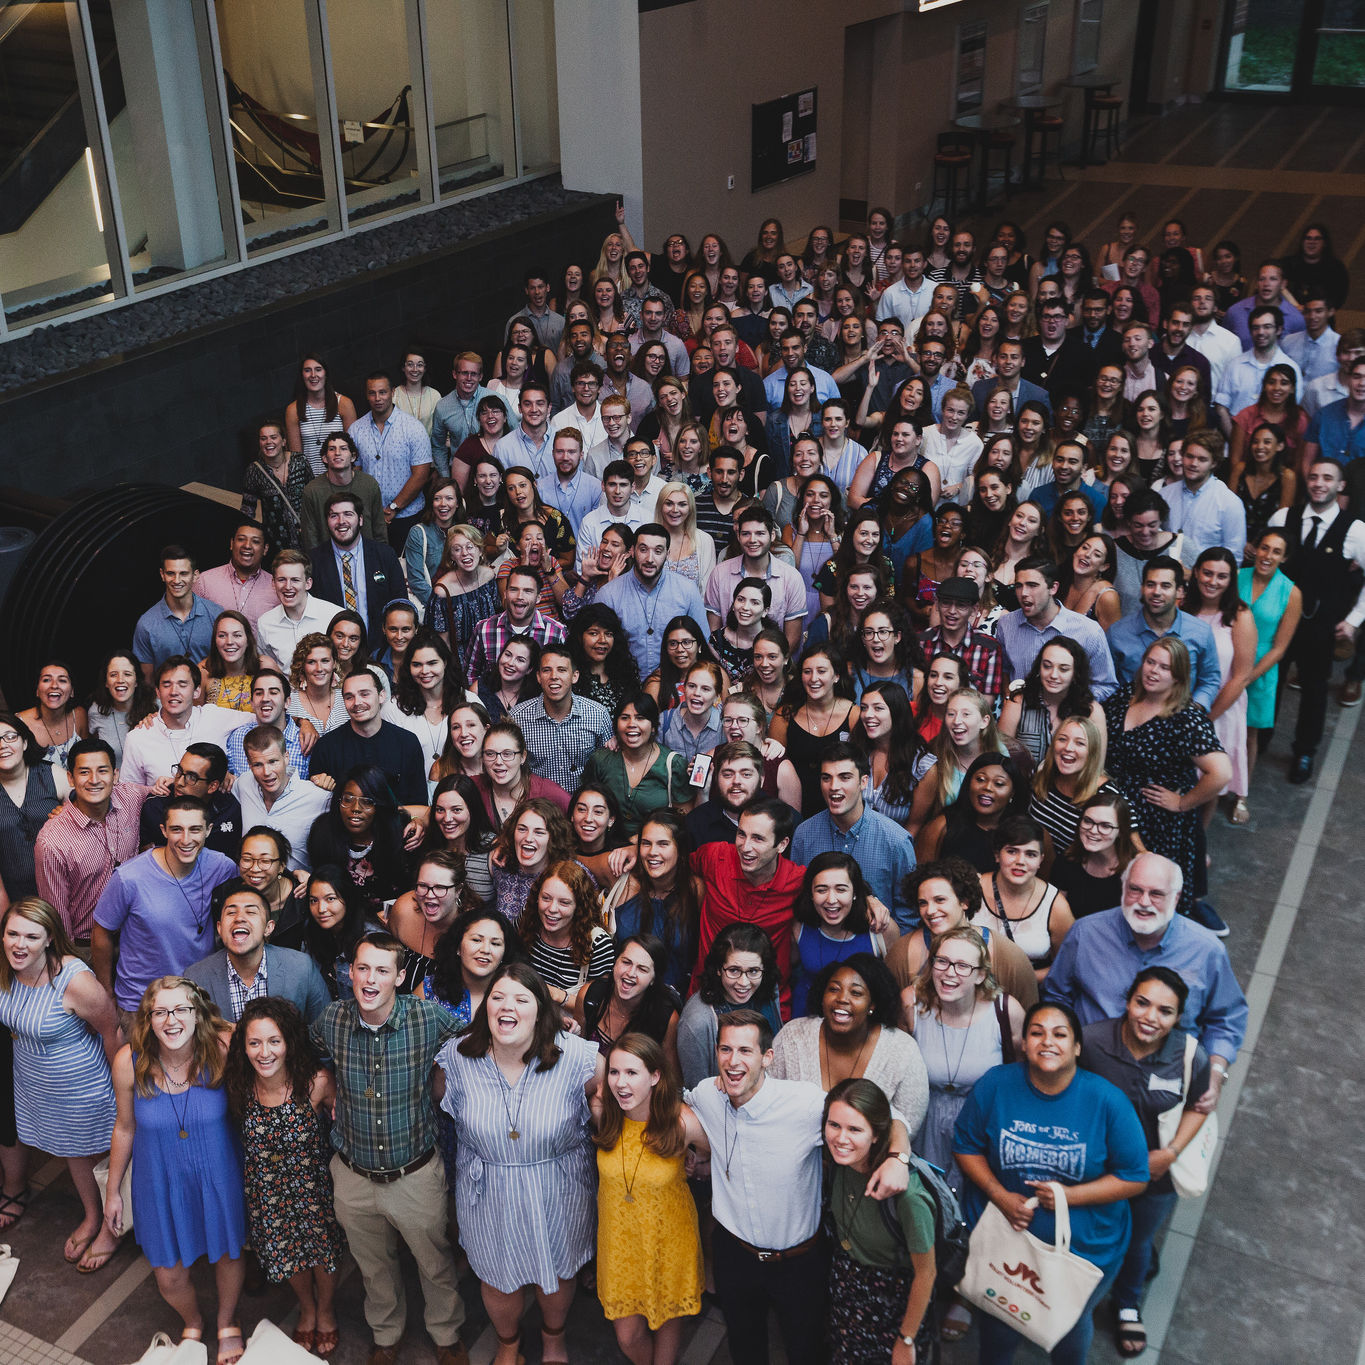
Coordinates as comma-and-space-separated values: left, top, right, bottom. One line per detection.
1112, 1188, 1179, 1310
977, 1264, 1118, 1365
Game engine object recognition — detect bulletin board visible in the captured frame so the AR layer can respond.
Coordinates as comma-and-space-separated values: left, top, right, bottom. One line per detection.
751, 87, 817, 192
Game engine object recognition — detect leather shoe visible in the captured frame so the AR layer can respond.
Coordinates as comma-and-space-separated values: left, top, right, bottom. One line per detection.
435, 1345, 471, 1365
1341, 679, 1362, 707
1288, 753, 1314, 784
367, 1345, 400, 1365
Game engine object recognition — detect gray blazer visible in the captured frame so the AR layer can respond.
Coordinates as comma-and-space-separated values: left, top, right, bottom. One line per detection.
184, 945, 331, 1025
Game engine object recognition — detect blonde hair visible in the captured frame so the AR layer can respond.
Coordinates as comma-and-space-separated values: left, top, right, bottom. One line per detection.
1032, 716, 1107, 803
1130, 635, 1193, 717
130, 976, 228, 1098
655, 480, 700, 542
0, 898, 76, 991
932, 688, 1001, 806
912, 924, 999, 1015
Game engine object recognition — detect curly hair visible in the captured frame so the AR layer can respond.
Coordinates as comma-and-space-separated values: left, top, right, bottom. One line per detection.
901, 856, 985, 925
288, 632, 336, 693
224, 997, 319, 1121
567, 604, 641, 697
804, 951, 901, 1024
1017, 636, 1097, 719
492, 796, 578, 874
521, 859, 603, 968
129, 976, 228, 1098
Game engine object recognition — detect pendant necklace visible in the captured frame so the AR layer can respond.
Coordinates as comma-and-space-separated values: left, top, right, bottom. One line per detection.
938, 1000, 978, 1094
493, 1058, 527, 1139
722, 1103, 740, 1181
620, 1126, 648, 1203
836, 1183, 870, 1252
163, 1063, 193, 1139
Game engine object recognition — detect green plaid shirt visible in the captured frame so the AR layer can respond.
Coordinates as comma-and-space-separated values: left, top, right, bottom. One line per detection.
311, 993, 460, 1172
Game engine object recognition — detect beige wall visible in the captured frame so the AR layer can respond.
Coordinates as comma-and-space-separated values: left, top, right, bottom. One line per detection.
634, 0, 1171, 252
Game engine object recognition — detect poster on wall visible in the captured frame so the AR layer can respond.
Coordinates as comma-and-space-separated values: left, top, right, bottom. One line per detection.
752, 88, 817, 191
956, 21, 987, 115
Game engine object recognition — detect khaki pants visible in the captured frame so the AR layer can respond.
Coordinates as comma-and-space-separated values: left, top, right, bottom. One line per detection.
330, 1153, 465, 1349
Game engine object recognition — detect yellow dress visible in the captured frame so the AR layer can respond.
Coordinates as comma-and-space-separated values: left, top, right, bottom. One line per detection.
202, 674, 255, 711
596, 1117, 703, 1329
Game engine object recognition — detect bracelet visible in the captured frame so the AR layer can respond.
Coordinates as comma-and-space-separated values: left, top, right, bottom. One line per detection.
1211, 1061, 1230, 1079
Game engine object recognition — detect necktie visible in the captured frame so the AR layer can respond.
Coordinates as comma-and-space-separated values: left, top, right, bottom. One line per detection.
1303, 515, 1321, 551
342, 552, 358, 610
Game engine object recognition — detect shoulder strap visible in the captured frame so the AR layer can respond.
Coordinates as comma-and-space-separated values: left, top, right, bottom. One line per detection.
251, 461, 303, 525
1179, 1031, 1197, 1101
995, 993, 1016, 1063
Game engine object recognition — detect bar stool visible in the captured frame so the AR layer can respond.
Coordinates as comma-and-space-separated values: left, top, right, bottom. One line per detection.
1024, 110, 1065, 184
1083, 90, 1123, 163
986, 129, 1017, 200
932, 132, 973, 219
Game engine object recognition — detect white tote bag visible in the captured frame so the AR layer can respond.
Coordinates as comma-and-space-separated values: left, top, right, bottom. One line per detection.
94, 1155, 134, 1235
1156, 1033, 1219, 1198
0, 1243, 17, 1308
238, 1318, 327, 1363
123, 1333, 209, 1365
957, 1181, 1104, 1351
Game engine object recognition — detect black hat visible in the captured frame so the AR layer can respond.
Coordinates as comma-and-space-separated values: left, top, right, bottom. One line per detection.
937, 576, 981, 605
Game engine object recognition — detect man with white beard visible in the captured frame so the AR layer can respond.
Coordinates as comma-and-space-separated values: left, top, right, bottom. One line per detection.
1042, 852, 1246, 1114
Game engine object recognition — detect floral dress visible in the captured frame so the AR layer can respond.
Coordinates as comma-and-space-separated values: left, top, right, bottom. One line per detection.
240, 1093, 347, 1281
241, 455, 309, 553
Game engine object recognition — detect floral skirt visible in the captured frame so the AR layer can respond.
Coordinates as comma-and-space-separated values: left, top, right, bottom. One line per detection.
828, 1245, 932, 1364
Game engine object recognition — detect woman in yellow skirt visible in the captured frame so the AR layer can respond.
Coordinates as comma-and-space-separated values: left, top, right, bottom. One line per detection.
592, 1032, 708, 1365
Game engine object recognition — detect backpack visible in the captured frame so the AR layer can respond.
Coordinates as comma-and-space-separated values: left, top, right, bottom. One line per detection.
876, 1155, 971, 1298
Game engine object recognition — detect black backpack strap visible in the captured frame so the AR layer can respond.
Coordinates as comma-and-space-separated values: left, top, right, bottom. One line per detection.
995, 993, 1015, 1063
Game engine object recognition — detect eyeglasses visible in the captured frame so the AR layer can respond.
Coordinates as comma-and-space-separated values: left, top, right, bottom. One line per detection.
483, 749, 521, 763
239, 855, 279, 869
149, 1004, 195, 1022
722, 965, 764, 981
932, 957, 981, 977
0, 733, 22, 747
415, 881, 457, 898
1079, 816, 1118, 835
339, 793, 376, 809
861, 627, 895, 639
171, 765, 208, 784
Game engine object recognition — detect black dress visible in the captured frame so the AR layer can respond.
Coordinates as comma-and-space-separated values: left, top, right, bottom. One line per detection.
1050, 855, 1123, 918
783, 705, 857, 817
1103, 686, 1222, 913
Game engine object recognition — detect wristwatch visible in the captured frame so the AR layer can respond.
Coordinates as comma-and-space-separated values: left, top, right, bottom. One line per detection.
891, 1150, 911, 1166
899, 1331, 917, 1346
1211, 1062, 1230, 1079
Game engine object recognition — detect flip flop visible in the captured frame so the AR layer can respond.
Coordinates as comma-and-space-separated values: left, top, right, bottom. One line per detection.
313, 1326, 340, 1359
63, 1231, 97, 1264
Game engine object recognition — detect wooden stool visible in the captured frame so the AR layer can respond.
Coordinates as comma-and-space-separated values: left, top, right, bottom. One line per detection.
932, 132, 973, 220
1024, 111, 1065, 184
1083, 91, 1123, 163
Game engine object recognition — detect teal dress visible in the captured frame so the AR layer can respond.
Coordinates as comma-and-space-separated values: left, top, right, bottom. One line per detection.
1239, 567, 1294, 729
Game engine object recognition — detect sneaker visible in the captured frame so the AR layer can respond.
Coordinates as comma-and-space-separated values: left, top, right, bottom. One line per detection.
1187, 900, 1229, 937
1341, 679, 1362, 707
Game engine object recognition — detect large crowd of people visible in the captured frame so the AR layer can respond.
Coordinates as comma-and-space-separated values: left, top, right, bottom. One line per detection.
7, 201, 1359, 1364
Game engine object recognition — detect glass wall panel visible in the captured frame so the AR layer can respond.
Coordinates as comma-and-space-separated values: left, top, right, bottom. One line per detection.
100, 0, 236, 290
216, 0, 338, 254
1222, 0, 1303, 92
512, 0, 560, 176
326, 0, 427, 226
425, 0, 516, 197
0, 1, 118, 326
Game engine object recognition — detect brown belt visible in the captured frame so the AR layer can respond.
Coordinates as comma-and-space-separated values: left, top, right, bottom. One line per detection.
723, 1227, 822, 1263
335, 1147, 435, 1185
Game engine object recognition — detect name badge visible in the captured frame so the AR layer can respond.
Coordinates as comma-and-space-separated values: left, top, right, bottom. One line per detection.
1147, 1073, 1182, 1095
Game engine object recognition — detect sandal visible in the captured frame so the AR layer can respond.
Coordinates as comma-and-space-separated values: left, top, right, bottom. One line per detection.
77, 1238, 123, 1275
63, 1231, 97, 1264
1229, 798, 1251, 826
182, 1329, 204, 1343
941, 1302, 972, 1342
1115, 1307, 1147, 1357
0, 1188, 30, 1231
217, 1325, 245, 1365
313, 1326, 339, 1359
541, 1323, 568, 1365
292, 1327, 315, 1352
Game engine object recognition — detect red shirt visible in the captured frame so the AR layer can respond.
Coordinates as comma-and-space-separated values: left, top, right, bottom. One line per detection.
690, 842, 806, 1017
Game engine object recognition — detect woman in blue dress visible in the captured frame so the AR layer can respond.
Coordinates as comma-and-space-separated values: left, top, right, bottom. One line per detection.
438, 962, 605, 1365
104, 976, 247, 1363
0, 898, 119, 1271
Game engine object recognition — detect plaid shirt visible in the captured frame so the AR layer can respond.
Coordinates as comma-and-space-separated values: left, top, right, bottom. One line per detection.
225, 714, 310, 779
311, 993, 460, 1172
226, 954, 269, 1021
919, 623, 1005, 707
465, 609, 567, 685
510, 694, 614, 792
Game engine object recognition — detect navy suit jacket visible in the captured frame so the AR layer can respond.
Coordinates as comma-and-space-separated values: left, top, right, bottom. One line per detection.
308, 536, 407, 647
971, 375, 1052, 422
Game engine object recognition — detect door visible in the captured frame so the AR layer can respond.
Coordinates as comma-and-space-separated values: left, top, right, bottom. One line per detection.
1220, 0, 1365, 99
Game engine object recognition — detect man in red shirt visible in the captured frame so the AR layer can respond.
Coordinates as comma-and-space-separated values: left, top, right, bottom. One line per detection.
691, 798, 805, 1016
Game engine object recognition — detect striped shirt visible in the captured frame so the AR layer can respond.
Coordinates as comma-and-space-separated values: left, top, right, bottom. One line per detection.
311, 992, 461, 1171
299, 402, 346, 477
34, 784, 154, 939
527, 928, 616, 993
